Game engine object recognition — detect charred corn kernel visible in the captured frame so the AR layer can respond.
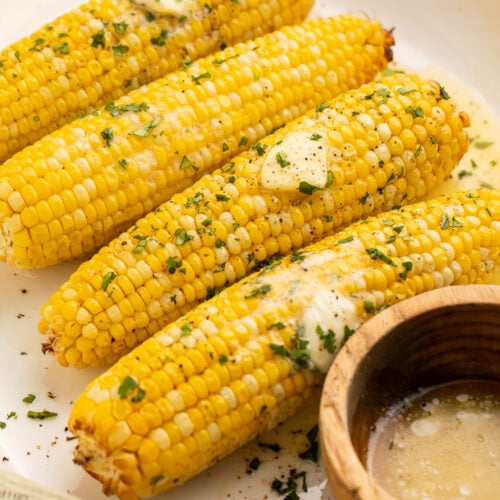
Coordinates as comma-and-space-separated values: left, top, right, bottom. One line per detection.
69, 188, 500, 498
41, 72, 469, 368
1, 14, 394, 269
0, 0, 314, 161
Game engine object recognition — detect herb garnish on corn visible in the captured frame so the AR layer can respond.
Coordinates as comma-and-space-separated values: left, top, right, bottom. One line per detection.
40, 72, 470, 368
0, 0, 315, 161
69, 188, 500, 499
0, 14, 394, 268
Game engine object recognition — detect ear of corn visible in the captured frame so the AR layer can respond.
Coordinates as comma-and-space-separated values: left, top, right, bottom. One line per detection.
39, 72, 470, 368
0, 15, 394, 269
0, 0, 314, 162
69, 188, 500, 499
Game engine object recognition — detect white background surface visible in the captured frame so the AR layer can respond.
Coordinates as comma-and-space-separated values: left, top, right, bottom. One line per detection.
0, 1, 499, 499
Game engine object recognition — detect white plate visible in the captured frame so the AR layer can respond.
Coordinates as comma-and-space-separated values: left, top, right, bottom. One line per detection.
0, 1, 499, 499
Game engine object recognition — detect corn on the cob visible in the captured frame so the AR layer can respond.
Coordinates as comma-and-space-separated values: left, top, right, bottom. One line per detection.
0, 15, 394, 269
40, 71, 470, 368
69, 188, 500, 499
0, 0, 314, 162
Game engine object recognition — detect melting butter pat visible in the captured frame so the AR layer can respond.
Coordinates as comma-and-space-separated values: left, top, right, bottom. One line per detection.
299, 289, 360, 373
261, 132, 329, 192
135, 0, 197, 16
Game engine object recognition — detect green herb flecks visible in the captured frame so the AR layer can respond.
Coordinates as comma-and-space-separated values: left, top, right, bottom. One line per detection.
131, 115, 162, 137
27, 410, 58, 420
101, 271, 117, 291
316, 325, 336, 354
191, 72, 211, 84
113, 21, 128, 35
100, 127, 114, 147
276, 151, 290, 168
244, 284, 272, 299
174, 228, 193, 246
22, 394, 36, 404
179, 155, 199, 171
399, 261, 413, 280
365, 248, 396, 267
406, 106, 424, 118
299, 425, 319, 463
271, 469, 308, 497
118, 375, 145, 403
91, 30, 106, 49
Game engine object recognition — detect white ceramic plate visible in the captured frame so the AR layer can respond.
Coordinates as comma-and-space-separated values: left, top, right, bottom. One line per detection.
0, 1, 499, 499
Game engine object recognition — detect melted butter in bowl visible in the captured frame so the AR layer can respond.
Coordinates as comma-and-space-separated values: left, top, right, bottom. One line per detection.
367, 379, 500, 500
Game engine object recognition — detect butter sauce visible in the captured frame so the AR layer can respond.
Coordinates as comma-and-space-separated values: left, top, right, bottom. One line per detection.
132, 0, 197, 16
367, 380, 500, 500
408, 66, 500, 197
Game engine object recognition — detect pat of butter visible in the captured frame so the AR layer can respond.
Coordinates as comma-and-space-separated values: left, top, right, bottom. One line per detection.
261, 132, 328, 192
135, 0, 197, 16
299, 289, 360, 373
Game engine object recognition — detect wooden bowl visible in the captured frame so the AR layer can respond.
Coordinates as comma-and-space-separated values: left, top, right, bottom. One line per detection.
319, 284, 500, 500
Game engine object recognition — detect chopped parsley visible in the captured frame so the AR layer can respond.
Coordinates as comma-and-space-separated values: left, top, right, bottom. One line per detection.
316, 102, 330, 113
105, 101, 149, 117
269, 330, 310, 370
271, 469, 308, 497
27, 410, 58, 420
166, 256, 182, 274
91, 30, 106, 49
174, 228, 193, 246
179, 155, 199, 171
440, 213, 450, 229
100, 127, 114, 146
365, 248, 396, 267
151, 30, 168, 46
191, 71, 211, 84
101, 271, 117, 291
118, 376, 145, 402
439, 86, 451, 100
458, 170, 473, 179
112, 44, 129, 57
150, 474, 165, 485
473, 140, 494, 150
53, 41, 69, 54
381, 68, 404, 77
316, 325, 336, 353
290, 250, 308, 263
337, 235, 354, 245
248, 457, 261, 471
133, 235, 150, 253
276, 151, 290, 168
298, 181, 321, 195
397, 87, 415, 95
406, 106, 424, 118
251, 142, 268, 156
363, 300, 375, 313
131, 115, 162, 137
299, 425, 319, 462
399, 261, 413, 280
244, 284, 272, 298
113, 21, 128, 35
22, 394, 36, 404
